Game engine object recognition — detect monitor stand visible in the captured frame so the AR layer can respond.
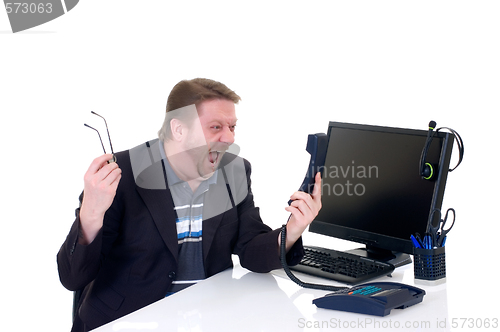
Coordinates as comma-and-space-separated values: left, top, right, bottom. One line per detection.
346, 246, 412, 268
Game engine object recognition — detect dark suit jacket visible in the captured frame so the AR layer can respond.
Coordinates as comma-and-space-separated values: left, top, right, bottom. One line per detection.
57, 139, 303, 331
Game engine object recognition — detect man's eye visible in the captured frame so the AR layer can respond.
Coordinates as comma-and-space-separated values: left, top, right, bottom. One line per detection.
210, 125, 236, 131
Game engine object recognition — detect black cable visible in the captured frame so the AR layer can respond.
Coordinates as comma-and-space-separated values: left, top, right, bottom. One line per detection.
436, 127, 464, 172
280, 224, 349, 292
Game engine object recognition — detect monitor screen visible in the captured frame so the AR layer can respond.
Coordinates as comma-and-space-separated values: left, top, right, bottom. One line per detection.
310, 122, 454, 260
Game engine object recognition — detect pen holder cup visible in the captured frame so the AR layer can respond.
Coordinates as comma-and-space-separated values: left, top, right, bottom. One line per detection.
413, 246, 446, 285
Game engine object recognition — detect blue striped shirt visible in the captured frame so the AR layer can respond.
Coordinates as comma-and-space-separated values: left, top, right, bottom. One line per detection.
160, 144, 217, 295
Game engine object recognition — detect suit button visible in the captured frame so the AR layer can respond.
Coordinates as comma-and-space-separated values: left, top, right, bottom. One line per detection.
168, 271, 176, 280
70, 240, 77, 255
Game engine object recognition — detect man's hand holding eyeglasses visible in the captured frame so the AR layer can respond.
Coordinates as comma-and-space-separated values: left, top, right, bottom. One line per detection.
79, 154, 122, 245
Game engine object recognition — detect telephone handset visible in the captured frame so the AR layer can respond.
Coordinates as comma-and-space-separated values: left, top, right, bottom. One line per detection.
287, 133, 328, 206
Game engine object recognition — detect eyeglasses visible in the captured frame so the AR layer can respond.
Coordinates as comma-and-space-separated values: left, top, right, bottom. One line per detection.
84, 111, 116, 163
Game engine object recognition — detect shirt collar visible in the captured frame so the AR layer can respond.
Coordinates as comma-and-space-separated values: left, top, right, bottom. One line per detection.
159, 140, 218, 186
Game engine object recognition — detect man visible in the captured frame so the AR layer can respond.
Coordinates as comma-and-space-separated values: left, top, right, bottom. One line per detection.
57, 78, 322, 332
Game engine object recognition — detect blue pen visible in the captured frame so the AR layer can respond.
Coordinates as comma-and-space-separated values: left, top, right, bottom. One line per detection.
410, 235, 422, 249
414, 233, 425, 248
424, 233, 432, 249
440, 236, 447, 247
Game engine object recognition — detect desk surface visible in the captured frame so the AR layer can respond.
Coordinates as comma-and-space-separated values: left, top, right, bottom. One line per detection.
93, 261, 451, 332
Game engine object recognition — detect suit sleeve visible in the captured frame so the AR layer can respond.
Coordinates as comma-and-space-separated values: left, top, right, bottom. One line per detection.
57, 193, 105, 291
234, 160, 304, 273
57, 151, 127, 291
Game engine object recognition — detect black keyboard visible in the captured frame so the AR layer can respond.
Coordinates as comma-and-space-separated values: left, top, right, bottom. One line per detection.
290, 246, 395, 285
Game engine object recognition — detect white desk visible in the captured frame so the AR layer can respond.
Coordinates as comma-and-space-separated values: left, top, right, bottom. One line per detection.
93, 261, 450, 332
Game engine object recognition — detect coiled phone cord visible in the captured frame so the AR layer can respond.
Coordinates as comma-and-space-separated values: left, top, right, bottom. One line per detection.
280, 224, 349, 292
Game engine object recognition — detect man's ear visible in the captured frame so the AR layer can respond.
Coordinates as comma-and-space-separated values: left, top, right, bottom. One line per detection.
170, 118, 184, 141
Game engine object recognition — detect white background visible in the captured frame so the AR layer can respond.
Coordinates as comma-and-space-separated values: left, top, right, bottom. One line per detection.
1, 1, 499, 331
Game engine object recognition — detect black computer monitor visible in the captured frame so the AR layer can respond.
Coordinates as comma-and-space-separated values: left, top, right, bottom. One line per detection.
310, 121, 454, 267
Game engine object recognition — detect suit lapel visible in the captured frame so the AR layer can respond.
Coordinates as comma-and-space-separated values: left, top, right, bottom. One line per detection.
136, 185, 179, 262
202, 169, 233, 261
131, 139, 179, 262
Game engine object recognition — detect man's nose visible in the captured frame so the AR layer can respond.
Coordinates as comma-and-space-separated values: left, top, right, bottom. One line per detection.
219, 126, 235, 145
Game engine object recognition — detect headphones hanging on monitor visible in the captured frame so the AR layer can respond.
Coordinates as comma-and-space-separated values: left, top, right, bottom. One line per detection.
419, 120, 464, 181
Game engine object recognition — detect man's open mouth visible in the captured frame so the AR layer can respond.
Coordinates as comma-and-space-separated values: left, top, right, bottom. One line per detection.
208, 151, 221, 164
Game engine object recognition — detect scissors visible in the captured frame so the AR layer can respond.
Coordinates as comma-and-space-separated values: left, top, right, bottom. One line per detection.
427, 208, 455, 247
